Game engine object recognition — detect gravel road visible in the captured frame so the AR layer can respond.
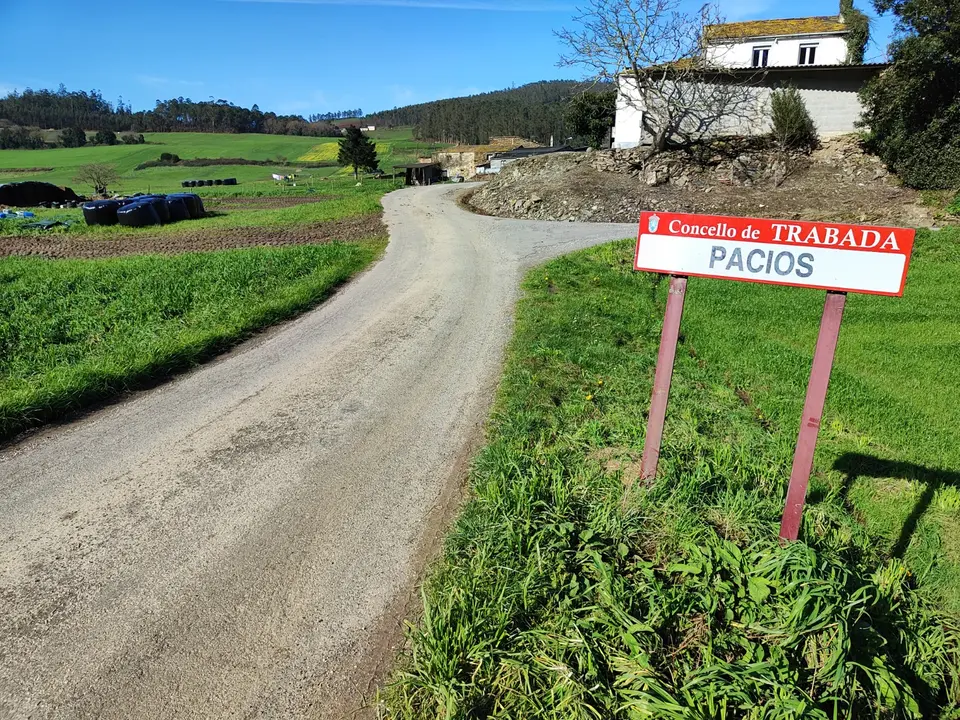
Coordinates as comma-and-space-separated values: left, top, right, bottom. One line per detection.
0, 184, 636, 719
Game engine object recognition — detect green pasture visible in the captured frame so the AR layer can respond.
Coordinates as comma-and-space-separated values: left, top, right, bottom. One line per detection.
0, 127, 446, 194
383, 228, 960, 719
0, 175, 390, 237
0, 240, 385, 440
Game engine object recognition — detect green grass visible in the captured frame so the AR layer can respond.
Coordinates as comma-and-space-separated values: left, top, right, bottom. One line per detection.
948, 193, 960, 216
0, 241, 383, 440
0, 127, 448, 194
382, 229, 960, 719
0, 175, 389, 237
679, 227, 960, 613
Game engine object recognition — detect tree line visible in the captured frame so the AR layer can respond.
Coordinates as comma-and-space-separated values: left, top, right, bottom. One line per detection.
0, 82, 614, 152
367, 81, 611, 146
308, 110, 363, 122
0, 86, 349, 146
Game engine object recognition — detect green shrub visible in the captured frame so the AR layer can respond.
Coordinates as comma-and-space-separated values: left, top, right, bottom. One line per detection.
59, 126, 86, 148
120, 132, 145, 145
159, 152, 181, 163
92, 129, 117, 146
0, 125, 45, 150
860, 0, 960, 189
840, 0, 869, 64
770, 85, 818, 150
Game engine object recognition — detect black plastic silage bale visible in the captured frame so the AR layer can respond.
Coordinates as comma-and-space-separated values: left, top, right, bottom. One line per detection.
223, 178, 237, 186
168, 192, 203, 219
147, 197, 171, 224
95, 199, 122, 225
214, 179, 223, 186
82, 201, 101, 226
166, 196, 190, 222
205, 179, 214, 187
117, 201, 161, 227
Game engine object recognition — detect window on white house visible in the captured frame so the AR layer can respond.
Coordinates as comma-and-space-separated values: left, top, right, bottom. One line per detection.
752, 46, 770, 67
799, 44, 818, 65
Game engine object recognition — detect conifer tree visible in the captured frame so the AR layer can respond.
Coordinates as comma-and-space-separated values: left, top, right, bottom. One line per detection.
337, 127, 379, 179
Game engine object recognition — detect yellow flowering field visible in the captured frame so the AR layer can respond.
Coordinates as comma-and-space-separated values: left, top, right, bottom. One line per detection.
299, 141, 391, 163
298, 141, 340, 162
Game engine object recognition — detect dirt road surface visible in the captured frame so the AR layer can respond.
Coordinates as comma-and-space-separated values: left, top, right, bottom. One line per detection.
0, 185, 636, 719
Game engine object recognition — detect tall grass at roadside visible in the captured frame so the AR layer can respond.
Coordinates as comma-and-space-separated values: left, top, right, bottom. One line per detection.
680, 227, 960, 612
0, 240, 383, 440
382, 236, 960, 719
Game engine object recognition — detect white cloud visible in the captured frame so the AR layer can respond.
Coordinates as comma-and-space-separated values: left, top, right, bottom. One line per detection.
221, 0, 570, 11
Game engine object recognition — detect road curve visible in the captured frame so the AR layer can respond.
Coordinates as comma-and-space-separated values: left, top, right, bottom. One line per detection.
0, 185, 636, 719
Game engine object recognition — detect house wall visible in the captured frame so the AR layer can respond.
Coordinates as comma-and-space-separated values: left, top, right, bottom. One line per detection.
705, 34, 848, 68
611, 86, 645, 148
434, 151, 480, 178
612, 67, 879, 148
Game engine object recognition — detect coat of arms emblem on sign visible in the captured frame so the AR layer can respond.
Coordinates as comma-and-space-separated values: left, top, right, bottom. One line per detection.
648, 214, 660, 233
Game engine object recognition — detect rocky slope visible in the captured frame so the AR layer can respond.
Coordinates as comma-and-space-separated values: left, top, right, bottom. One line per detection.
467, 136, 933, 227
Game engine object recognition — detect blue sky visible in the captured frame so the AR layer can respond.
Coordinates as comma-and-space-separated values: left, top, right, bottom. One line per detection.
0, 0, 895, 117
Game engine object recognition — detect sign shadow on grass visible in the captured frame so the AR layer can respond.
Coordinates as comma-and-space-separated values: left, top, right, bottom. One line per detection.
833, 452, 960, 558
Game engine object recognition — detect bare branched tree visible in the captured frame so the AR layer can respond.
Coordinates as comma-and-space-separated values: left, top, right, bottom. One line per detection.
557, 0, 764, 155
74, 163, 120, 196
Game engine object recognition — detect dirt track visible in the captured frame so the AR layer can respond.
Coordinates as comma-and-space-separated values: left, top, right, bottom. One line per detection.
0, 184, 635, 719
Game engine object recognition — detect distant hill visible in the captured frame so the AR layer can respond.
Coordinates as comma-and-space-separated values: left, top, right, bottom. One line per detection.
366, 81, 609, 146
0, 82, 610, 148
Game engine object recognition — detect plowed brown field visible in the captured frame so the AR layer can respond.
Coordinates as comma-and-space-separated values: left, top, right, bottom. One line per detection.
0, 214, 386, 259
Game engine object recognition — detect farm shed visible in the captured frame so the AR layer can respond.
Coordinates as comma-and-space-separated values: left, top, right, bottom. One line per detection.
394, 163, 443, 186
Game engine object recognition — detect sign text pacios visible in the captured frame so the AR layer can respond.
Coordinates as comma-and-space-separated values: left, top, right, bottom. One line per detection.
636, 211, 915, 296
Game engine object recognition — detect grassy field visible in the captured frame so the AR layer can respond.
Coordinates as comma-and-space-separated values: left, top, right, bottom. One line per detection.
0, 129, 408, 437
0, 127, 447, 195
0, 176, 388, 237
383, 229, 960, 718
0, 241, 384, 440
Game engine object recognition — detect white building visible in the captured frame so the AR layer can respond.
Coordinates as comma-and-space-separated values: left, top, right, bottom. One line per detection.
704, 16, 849, 68
612, 16, 886, 149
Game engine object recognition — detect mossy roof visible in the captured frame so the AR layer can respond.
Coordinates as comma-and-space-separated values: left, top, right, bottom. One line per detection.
705, 16, 846, 40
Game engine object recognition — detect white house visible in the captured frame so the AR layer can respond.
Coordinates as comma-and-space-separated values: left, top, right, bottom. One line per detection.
704, 16, 849, 68
612, 15, 886, 149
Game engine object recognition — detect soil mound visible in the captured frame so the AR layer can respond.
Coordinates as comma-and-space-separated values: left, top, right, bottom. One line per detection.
467, 136, 933, 227
0, 182, 83, 208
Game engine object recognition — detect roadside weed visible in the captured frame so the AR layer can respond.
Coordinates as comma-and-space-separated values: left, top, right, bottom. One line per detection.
383, 232, 960, 719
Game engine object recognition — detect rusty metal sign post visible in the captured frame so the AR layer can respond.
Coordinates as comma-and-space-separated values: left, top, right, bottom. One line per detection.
634, 211, 915, 541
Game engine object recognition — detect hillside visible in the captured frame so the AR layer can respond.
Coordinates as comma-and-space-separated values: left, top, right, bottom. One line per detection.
0, 127, 445, 193
0, 82, 607, 150
367, 80, 608, 146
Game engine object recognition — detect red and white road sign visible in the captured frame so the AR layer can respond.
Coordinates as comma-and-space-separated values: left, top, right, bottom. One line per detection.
635, 211, 915, 296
